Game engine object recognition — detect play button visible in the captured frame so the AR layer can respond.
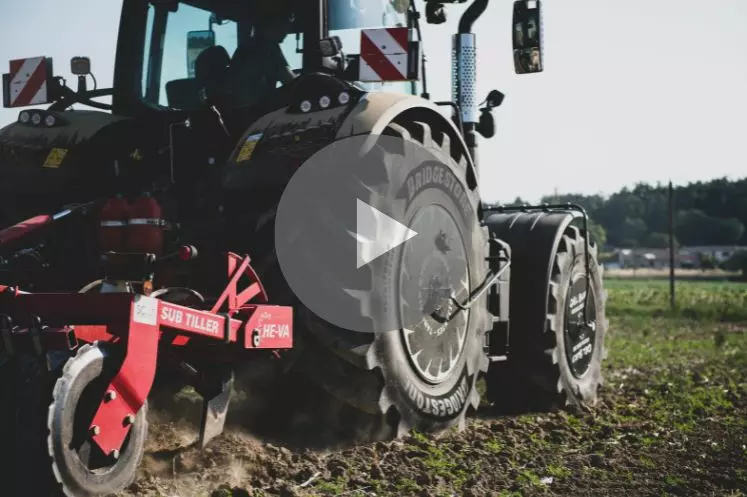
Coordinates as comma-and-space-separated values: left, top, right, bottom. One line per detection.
356, 199, 418, 269
274, 134, 472, 336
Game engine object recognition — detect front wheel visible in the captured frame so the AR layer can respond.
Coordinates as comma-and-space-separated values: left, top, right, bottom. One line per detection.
485, 214, 608, 412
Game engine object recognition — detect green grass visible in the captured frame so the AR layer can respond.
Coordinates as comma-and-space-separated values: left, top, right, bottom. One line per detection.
605, 278, 747, 321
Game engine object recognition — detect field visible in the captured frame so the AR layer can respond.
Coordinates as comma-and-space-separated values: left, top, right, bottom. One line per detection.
121, 280, 747, 497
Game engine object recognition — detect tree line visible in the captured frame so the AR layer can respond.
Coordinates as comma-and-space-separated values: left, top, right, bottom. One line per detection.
500, 177, 747, 249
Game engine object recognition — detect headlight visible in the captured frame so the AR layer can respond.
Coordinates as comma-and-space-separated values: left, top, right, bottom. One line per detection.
17, 110, 67, 127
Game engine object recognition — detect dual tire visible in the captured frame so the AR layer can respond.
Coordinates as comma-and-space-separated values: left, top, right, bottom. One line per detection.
246, 120, 608, 436
484, 211, 608, 412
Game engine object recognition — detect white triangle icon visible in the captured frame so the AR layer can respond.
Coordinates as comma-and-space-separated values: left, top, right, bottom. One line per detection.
356, 199, 418, 269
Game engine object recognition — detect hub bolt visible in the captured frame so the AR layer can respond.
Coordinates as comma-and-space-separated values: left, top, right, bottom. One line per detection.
123, 414, 135, 426
104, 390, 117, 402
110, 449, 120, 460
89, 425, 101, 436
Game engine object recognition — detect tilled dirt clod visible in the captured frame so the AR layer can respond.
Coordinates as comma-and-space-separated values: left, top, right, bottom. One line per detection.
117, 315, 746, 497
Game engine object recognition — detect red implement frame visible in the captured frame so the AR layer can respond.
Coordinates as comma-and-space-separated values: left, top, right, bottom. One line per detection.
0, 253, 292, 456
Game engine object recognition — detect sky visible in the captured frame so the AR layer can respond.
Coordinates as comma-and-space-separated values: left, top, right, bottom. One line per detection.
0, 0, 745, 203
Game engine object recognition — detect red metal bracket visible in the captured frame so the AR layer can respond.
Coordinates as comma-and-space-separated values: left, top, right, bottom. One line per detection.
211, 252, 268, 315
0, 252, 292, 456
89, 296, 160, 456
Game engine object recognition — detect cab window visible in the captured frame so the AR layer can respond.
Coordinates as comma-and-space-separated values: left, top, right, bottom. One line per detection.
141, 1, 302, 110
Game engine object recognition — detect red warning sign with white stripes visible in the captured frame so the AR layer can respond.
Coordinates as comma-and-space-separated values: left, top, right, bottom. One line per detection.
3, 56, 52, 108
359, 27, 420, 83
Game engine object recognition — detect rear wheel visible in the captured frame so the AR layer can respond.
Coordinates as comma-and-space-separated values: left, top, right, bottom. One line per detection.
242, 120, 491, 437
301, 121, 489, 434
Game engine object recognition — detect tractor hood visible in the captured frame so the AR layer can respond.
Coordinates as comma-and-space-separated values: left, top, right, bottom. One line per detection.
0, 109, 130, 162
0, 109, 145, 225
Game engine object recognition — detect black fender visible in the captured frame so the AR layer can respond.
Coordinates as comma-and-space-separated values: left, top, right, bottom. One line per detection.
0, 110, 146, 223
483, 209, 582, 339
335, 91, 478, 192
220, 86, 478, 194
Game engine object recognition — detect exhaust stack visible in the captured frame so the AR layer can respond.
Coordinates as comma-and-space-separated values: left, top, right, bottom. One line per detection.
452, 0, 489, 171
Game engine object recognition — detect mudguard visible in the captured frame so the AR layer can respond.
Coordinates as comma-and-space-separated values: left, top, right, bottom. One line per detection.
220, 75, 477, 193
483, 210, 581, 336
0, 110, 145, 224
335, 91, 478, 190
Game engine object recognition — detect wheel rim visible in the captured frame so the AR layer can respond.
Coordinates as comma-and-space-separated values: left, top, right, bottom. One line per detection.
399, 204, 470, 385
563, 275, 597, 378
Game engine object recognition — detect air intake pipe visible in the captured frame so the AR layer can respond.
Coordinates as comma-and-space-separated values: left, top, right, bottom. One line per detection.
452, 0, 489, 172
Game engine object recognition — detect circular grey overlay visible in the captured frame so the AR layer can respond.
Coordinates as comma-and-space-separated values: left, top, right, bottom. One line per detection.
275, 134, 472, 336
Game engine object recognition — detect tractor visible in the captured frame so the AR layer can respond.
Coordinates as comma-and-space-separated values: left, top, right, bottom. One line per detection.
0, 0, 608, 496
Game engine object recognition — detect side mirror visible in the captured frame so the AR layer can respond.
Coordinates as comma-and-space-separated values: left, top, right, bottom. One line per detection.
186, 30, 216, 78
512, 0, 543, 74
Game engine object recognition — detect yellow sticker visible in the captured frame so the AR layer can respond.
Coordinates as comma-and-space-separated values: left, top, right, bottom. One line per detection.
236, 133, 263, 163
43, 147, 68, 168
130, 148, 143, 161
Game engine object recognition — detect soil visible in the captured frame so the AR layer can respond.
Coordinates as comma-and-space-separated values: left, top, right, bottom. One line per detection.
114, 316, 747, 497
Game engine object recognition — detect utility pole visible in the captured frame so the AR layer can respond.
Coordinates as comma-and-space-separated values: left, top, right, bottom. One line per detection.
668, 180, 676, 310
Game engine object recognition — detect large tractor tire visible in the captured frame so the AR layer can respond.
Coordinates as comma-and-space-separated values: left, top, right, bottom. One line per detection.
483, 211, 608, 413
237, 119, 491, 438
295, 120, 491, 435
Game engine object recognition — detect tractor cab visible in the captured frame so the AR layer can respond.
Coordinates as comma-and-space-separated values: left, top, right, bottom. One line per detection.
0, 0, 543, 226
0, 0, 419, 224
0, 0, 415, 117
137, 0, 416, 112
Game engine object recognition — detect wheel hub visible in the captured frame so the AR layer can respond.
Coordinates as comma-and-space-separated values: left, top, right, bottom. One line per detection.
399, 205, 470, 385
564, 275, 597, 378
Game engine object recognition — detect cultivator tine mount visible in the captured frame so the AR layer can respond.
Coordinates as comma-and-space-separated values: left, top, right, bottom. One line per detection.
0, 252, 293, 458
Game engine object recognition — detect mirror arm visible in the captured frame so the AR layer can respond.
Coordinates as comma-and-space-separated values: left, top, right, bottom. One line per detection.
76, 75, 87, 94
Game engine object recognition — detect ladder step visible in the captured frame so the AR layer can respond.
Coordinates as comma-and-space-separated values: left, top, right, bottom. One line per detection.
489, 355, 508, 363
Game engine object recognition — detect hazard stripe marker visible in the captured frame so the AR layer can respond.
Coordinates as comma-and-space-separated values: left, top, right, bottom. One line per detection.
6, 57, 51, 107
359, 27, 419, 83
